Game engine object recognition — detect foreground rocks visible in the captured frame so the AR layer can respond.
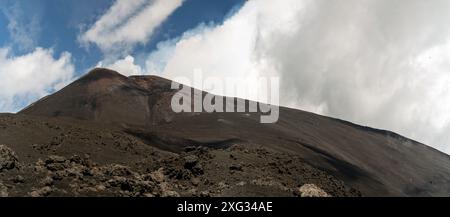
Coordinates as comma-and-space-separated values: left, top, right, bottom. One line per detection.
0, 145, 19, 171
296, 184, 330, 197
0, 150, 181, 197
32, 155, 180, 197
0, 143, 361, 197
0, 182, 8, 197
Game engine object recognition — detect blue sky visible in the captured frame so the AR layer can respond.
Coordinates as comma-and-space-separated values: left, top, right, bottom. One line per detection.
0, 0, 244, 74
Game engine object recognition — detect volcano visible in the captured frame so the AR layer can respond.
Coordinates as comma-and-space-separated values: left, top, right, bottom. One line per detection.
0, 68, 449, 197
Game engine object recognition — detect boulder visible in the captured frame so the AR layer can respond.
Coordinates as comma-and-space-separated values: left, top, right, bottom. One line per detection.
183, 155, 198, 169
0, 145, 19, 171
297, 184, 330, 197
29, 186, 53, 197
0, 182, 8, 197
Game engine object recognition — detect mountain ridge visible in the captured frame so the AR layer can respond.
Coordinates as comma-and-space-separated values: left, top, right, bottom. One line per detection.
2, 68, 449, 197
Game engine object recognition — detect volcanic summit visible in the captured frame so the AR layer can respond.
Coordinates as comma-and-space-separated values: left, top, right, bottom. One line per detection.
0, 68, 449, 197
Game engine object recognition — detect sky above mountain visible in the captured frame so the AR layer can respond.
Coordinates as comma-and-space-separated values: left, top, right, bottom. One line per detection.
1, 0, 450, 154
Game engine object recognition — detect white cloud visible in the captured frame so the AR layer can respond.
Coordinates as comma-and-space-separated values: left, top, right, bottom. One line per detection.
98, 55, 144, 76
1, 2, 41, 51
0, 47, 75, 112
79, 0, 183, 56
102, 0, 450, 154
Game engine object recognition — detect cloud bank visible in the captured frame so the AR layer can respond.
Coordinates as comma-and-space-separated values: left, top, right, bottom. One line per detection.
0, 47, 75, 112
97, 0, 450, 154
97, 55, 143, 76
79, 0, 183, 56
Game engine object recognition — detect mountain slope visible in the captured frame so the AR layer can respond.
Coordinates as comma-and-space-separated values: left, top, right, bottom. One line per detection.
15, 68, 450, 196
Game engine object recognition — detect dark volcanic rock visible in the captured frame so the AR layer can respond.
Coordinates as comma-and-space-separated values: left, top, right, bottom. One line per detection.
0, 182, 8, 197
0, 145, 19, 171
229, 164, 243, 171
183, 155, 198, 169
